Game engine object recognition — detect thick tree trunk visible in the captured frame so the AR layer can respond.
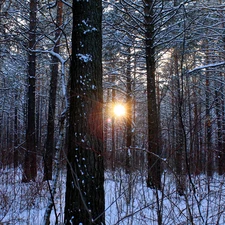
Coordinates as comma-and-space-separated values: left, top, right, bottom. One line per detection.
22, 0, 37, 182
144, 0, 161, 190
64, 0, 105, 224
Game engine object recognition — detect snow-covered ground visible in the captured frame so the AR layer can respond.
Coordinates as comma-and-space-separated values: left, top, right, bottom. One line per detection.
1, 167, 225, 224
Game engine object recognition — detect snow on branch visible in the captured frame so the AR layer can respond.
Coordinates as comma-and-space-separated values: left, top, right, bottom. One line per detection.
187, 61, 225, 74
61, 0, 72, 8
29, 48, 69, 109
29, 49, 67, 64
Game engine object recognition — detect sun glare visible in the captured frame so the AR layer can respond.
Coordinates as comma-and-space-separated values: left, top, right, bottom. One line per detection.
113, 104, 126, 117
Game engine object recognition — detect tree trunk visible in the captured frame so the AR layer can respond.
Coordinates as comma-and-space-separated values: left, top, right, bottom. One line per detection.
215, 80, 223, 175
44, 0, 63, 181
126, 48, 132, 173
111, 74, 116, 170
218, 14, 225, 174
64, 0, 105, 224
144, 0, 161, 190
205, 45, 213, 177
220, 89, 225, 174
14, 92, 18, 168
173, 50, 186, 196
193, 76, 202, 174
22, 0, 37, 182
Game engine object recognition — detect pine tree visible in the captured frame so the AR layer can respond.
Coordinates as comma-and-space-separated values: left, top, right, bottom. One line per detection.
64, 0, 105, 224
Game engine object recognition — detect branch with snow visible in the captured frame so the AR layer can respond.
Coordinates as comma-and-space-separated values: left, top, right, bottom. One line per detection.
187, 61, 225, 74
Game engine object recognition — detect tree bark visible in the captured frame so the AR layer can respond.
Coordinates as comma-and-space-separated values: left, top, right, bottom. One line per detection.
111, 74, 116, 170
144, 0, 161, 190
44, 0, 63, 181
174, 50, 186, 195
14, 92, 18, 168
22, 0, 37, 182
205, 44, 213, 177
126, 48, 132, 173
64, 0, 105, 224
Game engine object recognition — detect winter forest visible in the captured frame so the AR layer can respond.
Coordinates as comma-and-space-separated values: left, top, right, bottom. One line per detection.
2, 0, 225, 224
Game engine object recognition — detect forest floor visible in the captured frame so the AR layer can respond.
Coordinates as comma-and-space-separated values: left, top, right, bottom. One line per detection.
1, 167, 225, 224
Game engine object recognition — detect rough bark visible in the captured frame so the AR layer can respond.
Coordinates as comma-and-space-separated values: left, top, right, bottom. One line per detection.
144, 0, 161, 190
64, 0, 105, 224
22, 0, 37, 182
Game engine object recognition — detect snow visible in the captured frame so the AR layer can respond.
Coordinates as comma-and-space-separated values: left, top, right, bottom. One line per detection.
83, 27, 97, 34
80, 19, 97, 34
76, 53, 92, 62
0, 167, 65, 224
81, 19, 88, 27
2, 167, 225, 224
188, 61, 225, 74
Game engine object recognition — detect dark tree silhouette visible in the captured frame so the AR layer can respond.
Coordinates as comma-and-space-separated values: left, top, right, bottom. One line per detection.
144, 0, 161, 190
22, 0, 37, 182
44, 0, 63, 181
64, 0, 105, 224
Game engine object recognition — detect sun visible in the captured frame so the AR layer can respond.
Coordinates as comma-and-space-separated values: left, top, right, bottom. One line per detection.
113, 104, 126, 117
